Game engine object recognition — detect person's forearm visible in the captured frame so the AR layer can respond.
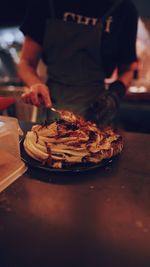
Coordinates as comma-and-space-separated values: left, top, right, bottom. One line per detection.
107, 61, 139, 101
17, 59, 44, 87
117, 61, 138, 88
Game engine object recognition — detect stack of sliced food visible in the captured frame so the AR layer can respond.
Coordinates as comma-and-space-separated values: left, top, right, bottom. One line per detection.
23, 110, 123, 169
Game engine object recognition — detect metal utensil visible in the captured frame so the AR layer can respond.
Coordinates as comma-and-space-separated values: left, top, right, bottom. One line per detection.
48, 107, 61, 121
44, 107, 59, 126
49, 107, 77, 123
51, 107, 58, 113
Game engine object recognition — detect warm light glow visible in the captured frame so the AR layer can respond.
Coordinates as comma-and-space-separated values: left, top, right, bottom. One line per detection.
129, 86, 147, 93
136, 18, 150, 56
0, 121, 5, 128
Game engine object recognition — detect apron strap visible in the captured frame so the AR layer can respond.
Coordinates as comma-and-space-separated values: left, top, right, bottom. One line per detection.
48, 0, 123, 22
48, 0, 55, 19
101, 0, 123, 23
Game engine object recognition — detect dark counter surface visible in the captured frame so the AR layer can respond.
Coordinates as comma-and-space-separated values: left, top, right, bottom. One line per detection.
0, 125, 150, 267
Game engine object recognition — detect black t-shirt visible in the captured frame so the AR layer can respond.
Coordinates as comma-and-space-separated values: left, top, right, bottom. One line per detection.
20, 0, 138, 77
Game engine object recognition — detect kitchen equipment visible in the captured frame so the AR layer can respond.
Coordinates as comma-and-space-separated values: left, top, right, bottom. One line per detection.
0, 116, 27, 192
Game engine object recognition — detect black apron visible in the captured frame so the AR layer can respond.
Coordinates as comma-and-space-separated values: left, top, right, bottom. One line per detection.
40, 0, 122, 122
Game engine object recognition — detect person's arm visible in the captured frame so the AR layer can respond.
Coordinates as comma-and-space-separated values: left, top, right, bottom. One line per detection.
109, 1, 139, 98
18, 36, 52, 108
118, 61, 138, 88
108, 61, 138, 100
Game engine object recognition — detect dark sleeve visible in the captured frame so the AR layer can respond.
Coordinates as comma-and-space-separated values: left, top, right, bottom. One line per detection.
117, 1, 138, 66
20, 0, 49, 46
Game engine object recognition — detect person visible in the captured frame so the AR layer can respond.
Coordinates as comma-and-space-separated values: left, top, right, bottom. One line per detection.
18, 0, 138, 126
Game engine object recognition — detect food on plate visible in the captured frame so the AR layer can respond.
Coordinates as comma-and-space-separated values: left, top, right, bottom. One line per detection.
23, 110, 123, 168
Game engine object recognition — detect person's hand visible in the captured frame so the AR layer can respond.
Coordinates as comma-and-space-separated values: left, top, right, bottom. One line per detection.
86, 80, 126, 127
21, 83, 52, 108
86, 92, 119, 127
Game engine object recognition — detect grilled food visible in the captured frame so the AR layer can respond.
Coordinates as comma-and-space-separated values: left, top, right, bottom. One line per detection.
24, 110, 123, 168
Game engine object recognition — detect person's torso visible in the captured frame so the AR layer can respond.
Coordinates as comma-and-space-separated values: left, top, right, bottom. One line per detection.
42, 0, 125, 83
21, 0, 137, 77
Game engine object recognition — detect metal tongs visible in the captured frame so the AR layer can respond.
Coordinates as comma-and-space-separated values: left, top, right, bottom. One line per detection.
48, 107, 77, 123
51, 107, 59, 113
45, 107, 59, 124
50, 107, 61, 119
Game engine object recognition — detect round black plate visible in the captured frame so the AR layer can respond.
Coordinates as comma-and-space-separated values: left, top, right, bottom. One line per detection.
20, 139, 113, 173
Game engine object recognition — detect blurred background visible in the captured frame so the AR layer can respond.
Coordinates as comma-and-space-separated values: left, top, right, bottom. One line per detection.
0, 0, 150, 133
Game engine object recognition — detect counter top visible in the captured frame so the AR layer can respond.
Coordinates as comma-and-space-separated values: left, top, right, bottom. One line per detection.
0, 125, 150, 267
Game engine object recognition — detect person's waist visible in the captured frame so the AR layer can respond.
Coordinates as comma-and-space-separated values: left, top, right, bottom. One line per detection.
47, 77, 105, 88
46, 67, 105, 86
